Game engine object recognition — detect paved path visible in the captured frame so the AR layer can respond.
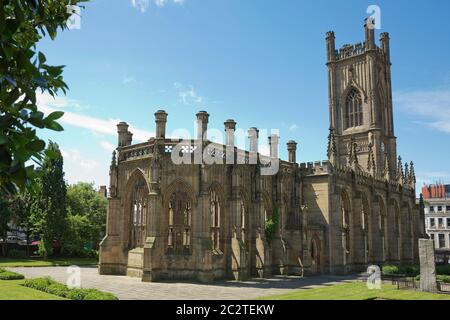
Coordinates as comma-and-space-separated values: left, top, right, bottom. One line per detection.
9, 266, 359, 300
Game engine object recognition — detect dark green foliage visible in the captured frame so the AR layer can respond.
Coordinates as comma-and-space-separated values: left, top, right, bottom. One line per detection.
0, 268, 24, 280
382, 265, 420, 277
30, 141, 67, 258
7, 249, 27, 258
65, 182, 107, 255
438, 275, 450, 283
7, 189, 35, 256
437, 265, 450, 276
0, 0, 89, 193
83, 290, 117, 300
22, 277, 118, 300
64, 214, 92, 256
0, 192, 12, 255
383, 264, 450, 278
414, 275, 450, 283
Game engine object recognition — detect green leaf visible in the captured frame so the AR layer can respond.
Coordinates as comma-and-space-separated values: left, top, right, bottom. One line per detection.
28, 117, 45, 128
38, 52, 46, 65
44, 149, 59, 159
46, 111, 64, 121
46, 121, 64, 132
26, 140, 46, 152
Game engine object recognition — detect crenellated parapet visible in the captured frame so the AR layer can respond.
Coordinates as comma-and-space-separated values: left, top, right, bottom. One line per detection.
299, 160, 331, 176
334, 42, 368, 60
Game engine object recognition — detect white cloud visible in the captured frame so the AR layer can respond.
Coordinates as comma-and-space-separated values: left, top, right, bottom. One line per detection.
36, 93, 158, 187
36, 91, 87, 111
61, 149, 98, 169
122, 76, 137, 85
131, 0, 184, 11
131, 0, 150, 13
154, 0, 167, 7
395, 88, 450, 133
37, 92, 154, 142
61, 148, 108, 186
99, 140, 116, 152
174, 82, 204, 106
289, 124, 298, 132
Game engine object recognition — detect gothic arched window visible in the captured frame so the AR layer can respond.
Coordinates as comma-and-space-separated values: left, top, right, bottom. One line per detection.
341, 192, 351, 265
130, 178, 148, 249
210, 190, 221, 251
239, 199, 247, 241
168, 191, 192, 252
361, 196, 370, 264
345, 88, 363, 129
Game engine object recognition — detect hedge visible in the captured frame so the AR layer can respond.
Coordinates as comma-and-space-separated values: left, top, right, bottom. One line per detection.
436, 265, 450, 276
383, 264, 450, 277
382, 265, 420, 277
22, 277, 118, 300
414, 275, 450, 283
0, 268, 25, 280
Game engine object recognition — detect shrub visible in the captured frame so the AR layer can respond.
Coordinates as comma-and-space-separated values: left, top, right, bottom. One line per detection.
84, 291, 118, 300
437, 265, 450, 276
400, 265, 420, 276
65, 288, 89, 300
0, 271, 25, 280
382, 265, 399, 276
23, 277, 53, 291
438, 275, 450, 283
45, 283, 70, 297
22, 277, 118, 300
382, 265, 419, 277
384, 264, 450, 277
414, 275, 450, 283
7, 249, 27, 259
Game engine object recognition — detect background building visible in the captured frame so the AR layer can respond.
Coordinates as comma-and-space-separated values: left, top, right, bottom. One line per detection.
423, 184, 450, 263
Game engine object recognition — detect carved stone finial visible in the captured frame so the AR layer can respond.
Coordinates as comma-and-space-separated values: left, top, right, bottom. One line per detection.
367, 143, 376, 176
347, 137, 359, 170
327, 128, 337, 164
383, 151, 390, 181
397, 156, 403, 184
347, 140, 353, 166
111, 150, 117, 166
404, 162, 410, 185
410, 161, 416, 185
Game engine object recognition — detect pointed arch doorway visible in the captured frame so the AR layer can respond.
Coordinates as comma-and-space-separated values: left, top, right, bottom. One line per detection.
310, 236, 322, 274
129, 175, 149, 249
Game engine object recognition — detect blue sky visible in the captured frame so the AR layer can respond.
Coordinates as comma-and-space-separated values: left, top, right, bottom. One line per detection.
37, 0, 450, 190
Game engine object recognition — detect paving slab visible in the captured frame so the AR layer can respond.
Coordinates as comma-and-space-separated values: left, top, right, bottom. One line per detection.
8, 266, 359, 300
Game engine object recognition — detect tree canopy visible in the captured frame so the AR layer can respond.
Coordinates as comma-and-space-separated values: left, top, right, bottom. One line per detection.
30, 141, 67, 257
0, 0, 88, 193
65, 182, 107, 255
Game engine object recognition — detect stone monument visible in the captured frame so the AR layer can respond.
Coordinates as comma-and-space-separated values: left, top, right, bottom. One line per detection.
419, 239, 437, 293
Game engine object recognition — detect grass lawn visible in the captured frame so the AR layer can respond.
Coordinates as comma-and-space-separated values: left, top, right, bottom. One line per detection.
0, 257, 97, 268
0, 280, 66, 300
258, 282, 450, 300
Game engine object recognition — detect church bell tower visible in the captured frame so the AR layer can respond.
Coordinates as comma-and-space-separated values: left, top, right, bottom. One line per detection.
326, 18, 397, 177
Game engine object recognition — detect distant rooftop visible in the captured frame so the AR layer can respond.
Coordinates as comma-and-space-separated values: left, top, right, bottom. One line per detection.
422, 184, 450, 199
